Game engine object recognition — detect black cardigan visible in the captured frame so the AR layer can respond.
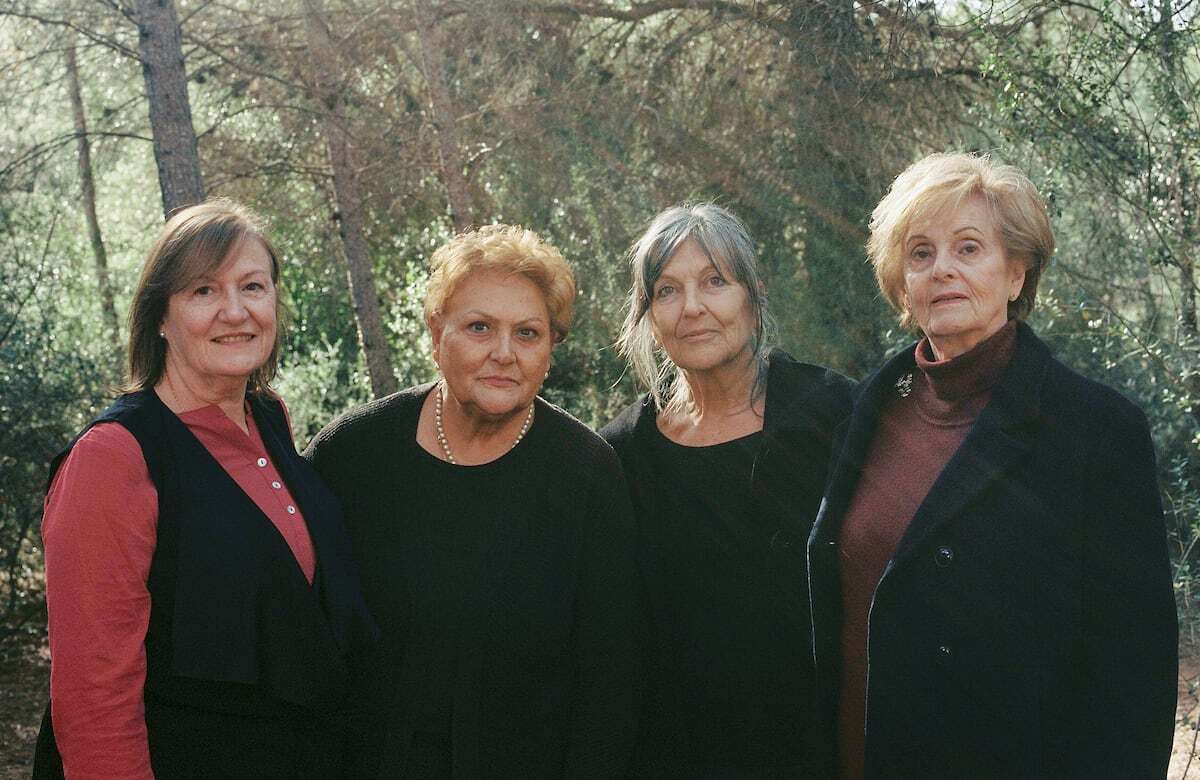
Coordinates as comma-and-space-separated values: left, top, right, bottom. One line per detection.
304, 384, 641, 778
808, 322, 1178, 778
601, 349, 854, 776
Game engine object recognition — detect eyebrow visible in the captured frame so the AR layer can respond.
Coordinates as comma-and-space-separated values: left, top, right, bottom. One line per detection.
907, 226, 984, 243
462, 309, 548, 324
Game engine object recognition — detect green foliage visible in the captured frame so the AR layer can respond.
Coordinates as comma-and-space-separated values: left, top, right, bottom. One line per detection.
6, 0, 1200, 638
0, 199, 116, 643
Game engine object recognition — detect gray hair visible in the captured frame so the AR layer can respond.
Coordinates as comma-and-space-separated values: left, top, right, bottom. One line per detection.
616, 202, 774, 415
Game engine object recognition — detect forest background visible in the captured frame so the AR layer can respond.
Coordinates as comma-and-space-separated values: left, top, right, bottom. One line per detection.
2, 0, 1200, 774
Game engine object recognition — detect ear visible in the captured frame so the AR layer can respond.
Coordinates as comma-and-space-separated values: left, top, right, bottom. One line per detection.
1008, 264, 1027, 302
428, 311, 444, 364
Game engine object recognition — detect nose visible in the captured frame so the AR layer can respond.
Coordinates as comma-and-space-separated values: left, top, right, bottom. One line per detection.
217, 289, 249, 321
930, 247, 957, 279
491, 332, 516, 363
682, 284, 704, 316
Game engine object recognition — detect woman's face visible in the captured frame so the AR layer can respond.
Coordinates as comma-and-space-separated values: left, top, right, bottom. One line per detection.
159, 236, 277, 391
649, 240, 756, 376
903, 195, 1025, 361
431, 268, 553, 422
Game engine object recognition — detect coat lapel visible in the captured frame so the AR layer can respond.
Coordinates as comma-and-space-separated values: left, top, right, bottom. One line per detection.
888, 322, 1050, 568
811, 347, 914, 547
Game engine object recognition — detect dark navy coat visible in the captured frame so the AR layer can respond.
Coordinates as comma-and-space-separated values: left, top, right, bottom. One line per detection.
808, 323, 1177, 779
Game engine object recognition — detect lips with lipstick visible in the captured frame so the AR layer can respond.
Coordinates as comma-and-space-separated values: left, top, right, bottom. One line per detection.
212, 333, 257, 344
931, 292, 969, 305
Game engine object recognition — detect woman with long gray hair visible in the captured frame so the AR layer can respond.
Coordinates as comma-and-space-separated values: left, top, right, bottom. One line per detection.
601, 203, 853, 776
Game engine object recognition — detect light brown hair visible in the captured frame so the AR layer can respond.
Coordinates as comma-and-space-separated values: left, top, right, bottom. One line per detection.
126, 198, 283, 396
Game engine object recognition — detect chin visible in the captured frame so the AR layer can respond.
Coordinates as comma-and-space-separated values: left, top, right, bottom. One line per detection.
476, 390, 534, 414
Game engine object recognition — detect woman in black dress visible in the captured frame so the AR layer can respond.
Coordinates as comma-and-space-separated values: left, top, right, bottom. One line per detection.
305, 224, 640, 777
601, 203, 853, 776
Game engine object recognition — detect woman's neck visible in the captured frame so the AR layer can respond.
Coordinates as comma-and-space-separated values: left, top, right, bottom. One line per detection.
660, 354, 764, 446
155, 367, 249, 433
420, 383, 535, 466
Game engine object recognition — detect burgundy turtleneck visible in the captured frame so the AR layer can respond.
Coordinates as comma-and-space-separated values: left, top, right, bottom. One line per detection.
834, 320, 1017, 780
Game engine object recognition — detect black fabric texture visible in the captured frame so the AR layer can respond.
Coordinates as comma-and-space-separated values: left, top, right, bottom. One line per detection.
808, 322, 1179, 779
601, 349, 854, 778
304, 384, 642, 779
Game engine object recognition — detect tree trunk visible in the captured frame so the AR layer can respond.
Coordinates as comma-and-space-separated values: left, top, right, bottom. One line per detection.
413, 0, 474, 233
65, 40, 122, 354
303, 0, 398, 398
135, 0, 205, 217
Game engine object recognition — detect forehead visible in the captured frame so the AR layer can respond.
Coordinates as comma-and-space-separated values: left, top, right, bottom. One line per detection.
658, 239, 731, 278
218, 237, 272, 274
445, 268, 549, 318
907, 193, 999, 239
180, 234, 272, 286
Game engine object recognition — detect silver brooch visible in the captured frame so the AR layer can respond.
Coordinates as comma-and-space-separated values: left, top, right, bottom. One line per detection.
895, 372, 913, 398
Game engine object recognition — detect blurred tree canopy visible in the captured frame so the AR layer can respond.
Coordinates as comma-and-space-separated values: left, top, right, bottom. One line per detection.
2, 0, 1200, 639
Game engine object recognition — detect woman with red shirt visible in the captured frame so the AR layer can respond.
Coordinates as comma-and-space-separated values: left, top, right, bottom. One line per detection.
33, 200, 375, 778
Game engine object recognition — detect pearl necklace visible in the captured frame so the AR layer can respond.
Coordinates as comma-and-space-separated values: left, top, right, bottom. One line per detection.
434, 381, 534, 465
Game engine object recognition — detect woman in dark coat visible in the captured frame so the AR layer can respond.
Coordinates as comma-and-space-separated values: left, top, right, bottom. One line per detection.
35, 200, 376, 778
305, 224, 640, 778
807, 152, 1177, 779
601, 203, 853, 776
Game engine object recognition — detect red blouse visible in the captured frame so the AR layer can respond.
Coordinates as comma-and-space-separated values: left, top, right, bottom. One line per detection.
42, 403, 315, 779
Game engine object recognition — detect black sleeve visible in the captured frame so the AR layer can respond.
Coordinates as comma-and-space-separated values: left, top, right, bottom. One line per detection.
1075, 401, 1177, 777
302, 418, 348, 498
566, 450, 643, 779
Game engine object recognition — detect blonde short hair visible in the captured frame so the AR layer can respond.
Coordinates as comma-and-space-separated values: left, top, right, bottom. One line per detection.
869, 152, 1055, 330
424, 224, 576, 342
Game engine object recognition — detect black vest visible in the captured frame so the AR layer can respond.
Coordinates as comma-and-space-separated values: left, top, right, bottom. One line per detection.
35, 390, 376, 774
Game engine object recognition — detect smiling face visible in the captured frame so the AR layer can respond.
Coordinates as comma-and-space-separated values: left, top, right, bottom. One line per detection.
903, 195, 1026, 361
431, 268, 552, 422
648, 239, 756, 376
159, 236, 277, 395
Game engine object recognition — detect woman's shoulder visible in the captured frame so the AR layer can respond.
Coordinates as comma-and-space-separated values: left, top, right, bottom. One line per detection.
1040, 351, 1149, 436
532, 397, 624, 473
305, 383, 432, 456
764, 349, 856, 430
68, 422, 145, 467
48, 422, 150, 501
597, 394, 652, 450
767, 349, 855, 396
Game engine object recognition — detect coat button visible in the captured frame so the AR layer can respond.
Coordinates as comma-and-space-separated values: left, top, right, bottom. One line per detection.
935, 546, 954, 567
938, 644, 952, 657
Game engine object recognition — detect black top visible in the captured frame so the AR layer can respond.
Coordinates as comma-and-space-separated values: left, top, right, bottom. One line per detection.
602, 350, 855, 777
370, 411, 540, 759
808, 322, 1178, 778
644, 426, 805, 767
305, 384, 641, 779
